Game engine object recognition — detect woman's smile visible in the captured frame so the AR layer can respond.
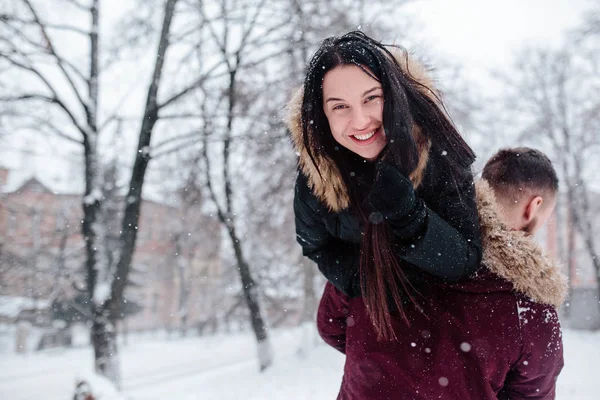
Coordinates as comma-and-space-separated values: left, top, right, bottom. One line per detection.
349, 127, 383, 145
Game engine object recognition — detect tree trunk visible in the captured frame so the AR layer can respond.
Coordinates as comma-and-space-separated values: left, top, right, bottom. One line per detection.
176, 239, 189, 337
554, 195, 567, 269
86, 0, 178, 387
80, 0, 122, 387
226, 224, 273, 371
91, 307, 120, 387
112, 0, 178, 308
297, 258, 319, 357
199, 28, 273, 370
122, 317, 128, 346
565, 191, 577, 318
584, 237, 600, 318
300, 258, 317, 323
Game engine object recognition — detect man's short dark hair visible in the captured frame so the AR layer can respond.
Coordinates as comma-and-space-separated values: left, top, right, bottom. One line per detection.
482, 147, 559, 201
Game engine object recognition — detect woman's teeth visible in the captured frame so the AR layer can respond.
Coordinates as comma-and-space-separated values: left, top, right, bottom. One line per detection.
354, 130, 375, 141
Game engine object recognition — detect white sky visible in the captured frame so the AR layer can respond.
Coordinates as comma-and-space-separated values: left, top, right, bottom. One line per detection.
404, 0, 592, 87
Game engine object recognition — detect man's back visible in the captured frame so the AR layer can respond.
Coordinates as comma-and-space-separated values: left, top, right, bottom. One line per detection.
317, 179, 566, 400
320, 269, 562, 400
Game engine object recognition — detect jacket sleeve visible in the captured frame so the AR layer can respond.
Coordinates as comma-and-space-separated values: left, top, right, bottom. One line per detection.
498, 301, 564, 400
294, 173, 361, 296
316, 282, 350, 354
393, 166, 482, 281
368, 159, 482, 282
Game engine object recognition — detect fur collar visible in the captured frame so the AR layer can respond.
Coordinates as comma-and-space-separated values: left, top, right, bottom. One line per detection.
476, 180, 568, 308
285, 49, 436, 212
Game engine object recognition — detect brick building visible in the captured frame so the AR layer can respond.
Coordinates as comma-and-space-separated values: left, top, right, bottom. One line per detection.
0, 166, 222, 333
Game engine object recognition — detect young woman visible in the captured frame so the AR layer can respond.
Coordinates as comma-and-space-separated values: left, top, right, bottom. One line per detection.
288, 31, 482, 340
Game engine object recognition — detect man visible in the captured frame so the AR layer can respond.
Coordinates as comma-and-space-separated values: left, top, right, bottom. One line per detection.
317, 147, 567, 399
482, 147, 558, 236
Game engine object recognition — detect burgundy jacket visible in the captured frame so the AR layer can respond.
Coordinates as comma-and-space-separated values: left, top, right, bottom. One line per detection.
317, 182, 567, 400
318, 273, 562, 400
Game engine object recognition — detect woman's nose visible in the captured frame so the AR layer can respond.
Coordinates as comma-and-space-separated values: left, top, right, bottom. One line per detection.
351, 107, 371, 131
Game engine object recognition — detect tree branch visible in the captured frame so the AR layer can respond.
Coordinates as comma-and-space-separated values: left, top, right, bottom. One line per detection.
156, 59, 226, 110
59, 0, 92, 12
202, 136, 228, 226
238, 0, 268, 52
0, 14, 90, 36
7, 62, 89, 135
22, 0, 91, 123
8, 112, 84, 145
157, 113, 203, 120
201, 1, 229, 65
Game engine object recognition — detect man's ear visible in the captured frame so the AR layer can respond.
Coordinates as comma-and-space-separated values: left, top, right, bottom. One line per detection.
524, 195, 544, 222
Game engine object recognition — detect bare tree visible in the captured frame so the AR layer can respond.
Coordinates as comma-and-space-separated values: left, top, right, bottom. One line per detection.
500, 42, 600, 316
0, 0, 424, 384
0, 0, 210, 386
569, 3, 600, 315
197, 0, 278, 366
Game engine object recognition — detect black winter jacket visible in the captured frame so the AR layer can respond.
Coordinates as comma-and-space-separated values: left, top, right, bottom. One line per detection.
293, 148, 482, 297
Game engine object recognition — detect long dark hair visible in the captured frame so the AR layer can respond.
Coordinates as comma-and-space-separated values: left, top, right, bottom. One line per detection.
301, 31, 475, 340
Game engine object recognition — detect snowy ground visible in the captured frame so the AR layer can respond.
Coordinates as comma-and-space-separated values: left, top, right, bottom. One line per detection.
1, 327, 598, 400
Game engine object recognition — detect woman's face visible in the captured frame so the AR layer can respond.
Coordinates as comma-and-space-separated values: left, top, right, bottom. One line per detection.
322, 65, 387, 160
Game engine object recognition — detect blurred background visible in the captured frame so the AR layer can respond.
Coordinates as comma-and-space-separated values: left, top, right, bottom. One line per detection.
0, 0, 598, 398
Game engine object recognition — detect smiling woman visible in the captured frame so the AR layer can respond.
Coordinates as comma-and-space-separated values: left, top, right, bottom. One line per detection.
288, 31, 482, 340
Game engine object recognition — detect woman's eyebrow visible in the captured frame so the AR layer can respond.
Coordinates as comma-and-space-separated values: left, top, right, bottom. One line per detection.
325, 96, 344, 104
325, 86, 382, 103
363, 86, 382, 96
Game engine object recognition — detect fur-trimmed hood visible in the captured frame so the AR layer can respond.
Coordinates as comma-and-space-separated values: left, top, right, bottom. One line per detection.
475, 180, 568, 308
285, 50, 435, 212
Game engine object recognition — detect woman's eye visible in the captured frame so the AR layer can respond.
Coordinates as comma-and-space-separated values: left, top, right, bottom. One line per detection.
332, 104, 347, 110
365, 95, 381, 102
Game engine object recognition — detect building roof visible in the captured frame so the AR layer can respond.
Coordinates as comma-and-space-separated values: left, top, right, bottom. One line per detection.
1, 167, 81, 196
1, 167, 180, 208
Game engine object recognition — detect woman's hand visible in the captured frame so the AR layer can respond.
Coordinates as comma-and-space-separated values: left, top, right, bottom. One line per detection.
367, 162, 417, 224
